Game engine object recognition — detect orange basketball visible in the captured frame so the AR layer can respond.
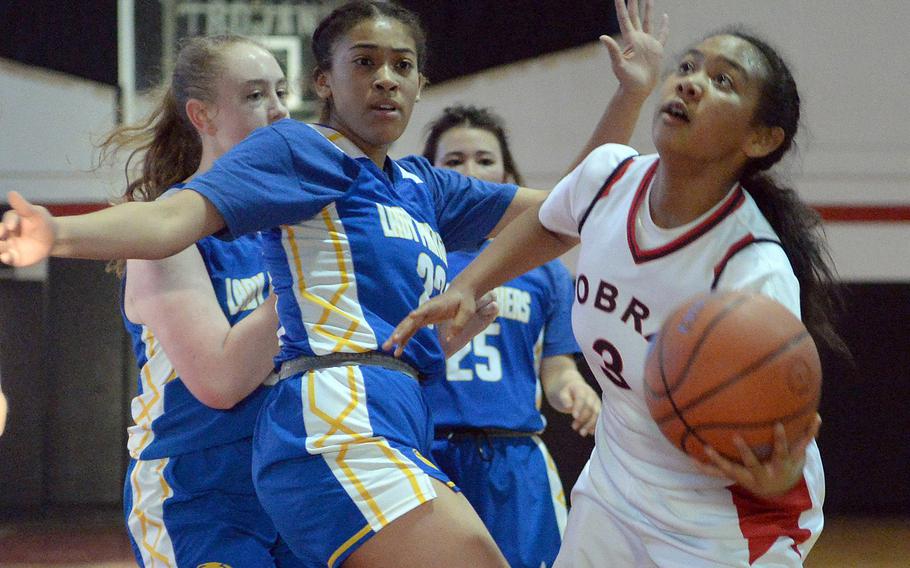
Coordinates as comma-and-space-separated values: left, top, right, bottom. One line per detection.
644, 291, 821, 464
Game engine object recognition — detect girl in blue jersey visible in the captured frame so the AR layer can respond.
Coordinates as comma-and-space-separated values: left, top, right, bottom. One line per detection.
0, 2, 657, 566
100, 35, 303, 567
422, 105, 601, 568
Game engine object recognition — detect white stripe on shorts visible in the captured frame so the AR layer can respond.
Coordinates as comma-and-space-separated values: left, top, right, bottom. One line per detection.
301, 366, 437, 531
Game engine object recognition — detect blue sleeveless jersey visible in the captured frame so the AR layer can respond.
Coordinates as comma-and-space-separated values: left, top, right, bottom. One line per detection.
425, 243, 580, 432
187, 120, 517, 384
124, 220, 272, 460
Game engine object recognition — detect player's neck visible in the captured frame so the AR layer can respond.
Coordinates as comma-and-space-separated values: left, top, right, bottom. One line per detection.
649, 160, 740, 229
190, 146, 221, 180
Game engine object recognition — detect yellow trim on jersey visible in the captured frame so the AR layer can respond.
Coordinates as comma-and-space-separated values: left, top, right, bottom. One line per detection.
328, 523, 372, 568
319, 209, 371, 352
377, 442, 429, 505
336, 444, 390, 526
541, 447, 566, 505
282, 223, 372, 353
306, 367, 431, 529
129, 459, 176, 567
307, 369, 386, 525
307, 369, 370, 445
411, 448, 439, 471
130, 328, 178, 458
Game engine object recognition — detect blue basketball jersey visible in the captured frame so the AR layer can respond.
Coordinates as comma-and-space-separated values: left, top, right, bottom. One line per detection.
124, 211, 272, 460
424, 243, 580, 432
187, 119, 517, 384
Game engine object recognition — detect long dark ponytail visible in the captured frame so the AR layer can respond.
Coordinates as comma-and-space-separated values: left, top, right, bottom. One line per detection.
722, 28, 849, 359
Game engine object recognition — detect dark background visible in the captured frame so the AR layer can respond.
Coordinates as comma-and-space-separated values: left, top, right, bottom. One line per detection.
0, 0, 616, 86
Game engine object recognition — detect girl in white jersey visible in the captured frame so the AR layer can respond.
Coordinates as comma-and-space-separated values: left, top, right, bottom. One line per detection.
0, 2, 665, 566
388, 21, 848, 568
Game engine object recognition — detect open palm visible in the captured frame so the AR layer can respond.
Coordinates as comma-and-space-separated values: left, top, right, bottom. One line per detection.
602, 0, 669, 98
0, 191, 56, 267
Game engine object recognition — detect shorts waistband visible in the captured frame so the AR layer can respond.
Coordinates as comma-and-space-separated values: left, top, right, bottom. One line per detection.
268, 352, 422, 383
434, 427, 540, 441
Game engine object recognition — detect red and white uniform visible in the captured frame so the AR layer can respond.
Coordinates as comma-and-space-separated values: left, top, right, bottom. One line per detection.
540, 144, 824, 567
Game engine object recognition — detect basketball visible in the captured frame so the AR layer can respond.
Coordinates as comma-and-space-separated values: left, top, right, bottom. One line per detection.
644, 291, 821, 465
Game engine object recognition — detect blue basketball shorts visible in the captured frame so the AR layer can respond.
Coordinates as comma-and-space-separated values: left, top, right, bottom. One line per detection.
252, 365, 457, 568
431, 433, 567, 568
124, 437, 305, 567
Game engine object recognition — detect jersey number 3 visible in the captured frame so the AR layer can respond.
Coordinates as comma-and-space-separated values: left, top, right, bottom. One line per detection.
593, 338, 631, 390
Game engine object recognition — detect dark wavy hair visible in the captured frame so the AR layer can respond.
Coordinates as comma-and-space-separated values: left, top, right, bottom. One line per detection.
421, 105, 524, 185
311, 1, 427, 119
712, 27, 849, 359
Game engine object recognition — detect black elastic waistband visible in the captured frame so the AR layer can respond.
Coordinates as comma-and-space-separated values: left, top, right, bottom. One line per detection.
268, 352, 421, 383
434, 427, 539, 441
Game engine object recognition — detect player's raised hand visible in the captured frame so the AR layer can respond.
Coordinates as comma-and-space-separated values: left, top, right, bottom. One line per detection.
0, 191, 56, 267
696, 414, 821, 499
384, 286, 478, 358
600, 0, 669, 99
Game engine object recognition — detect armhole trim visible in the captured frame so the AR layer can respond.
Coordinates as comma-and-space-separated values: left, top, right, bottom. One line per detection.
577, 155, 636, 234
711, 235, 783, 290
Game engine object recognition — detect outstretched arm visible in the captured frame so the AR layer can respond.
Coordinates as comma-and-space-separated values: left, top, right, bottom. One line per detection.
0, 190, 225, 267
567, 0, 669, 172
385, 202, 575, 355
486, 0, 667, 237
124, 246, 278, 410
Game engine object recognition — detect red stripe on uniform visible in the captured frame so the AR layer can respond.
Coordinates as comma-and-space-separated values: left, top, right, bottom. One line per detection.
626, 161, 746, 264
813, 204, 910, 222
596, 157, 634, 202
713, 234, 756, 281
728, 478, 813, 564
44, 203, 110, 216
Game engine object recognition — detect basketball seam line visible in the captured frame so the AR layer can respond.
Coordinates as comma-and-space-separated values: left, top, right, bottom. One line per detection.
662, 330, 812, 422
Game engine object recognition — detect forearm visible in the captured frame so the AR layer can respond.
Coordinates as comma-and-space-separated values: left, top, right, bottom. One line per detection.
541, 355, 587, 405
184, 297, 279, 409
454, 203, 576, 300
566, 86, 650, 173
53, 193, 222, 260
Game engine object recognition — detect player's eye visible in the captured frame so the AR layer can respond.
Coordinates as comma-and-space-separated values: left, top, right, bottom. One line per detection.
677, 60, 695, 75
713, 73, 734, 90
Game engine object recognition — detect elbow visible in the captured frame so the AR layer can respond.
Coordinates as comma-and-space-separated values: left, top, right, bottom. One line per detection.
199, 393, 239, 410
182, 380, 240, 410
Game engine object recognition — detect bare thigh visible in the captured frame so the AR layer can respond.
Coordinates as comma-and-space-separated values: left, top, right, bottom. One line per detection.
343, 478, 507, 568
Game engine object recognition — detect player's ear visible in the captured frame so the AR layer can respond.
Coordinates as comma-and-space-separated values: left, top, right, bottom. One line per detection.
416, 73, 428, 102
185, 98, 216, 136
313, 67, 332, 101
744, 125, 784, 160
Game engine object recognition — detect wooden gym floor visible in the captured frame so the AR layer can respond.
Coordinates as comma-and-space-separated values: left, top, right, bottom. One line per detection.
0, 508, 907, 567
